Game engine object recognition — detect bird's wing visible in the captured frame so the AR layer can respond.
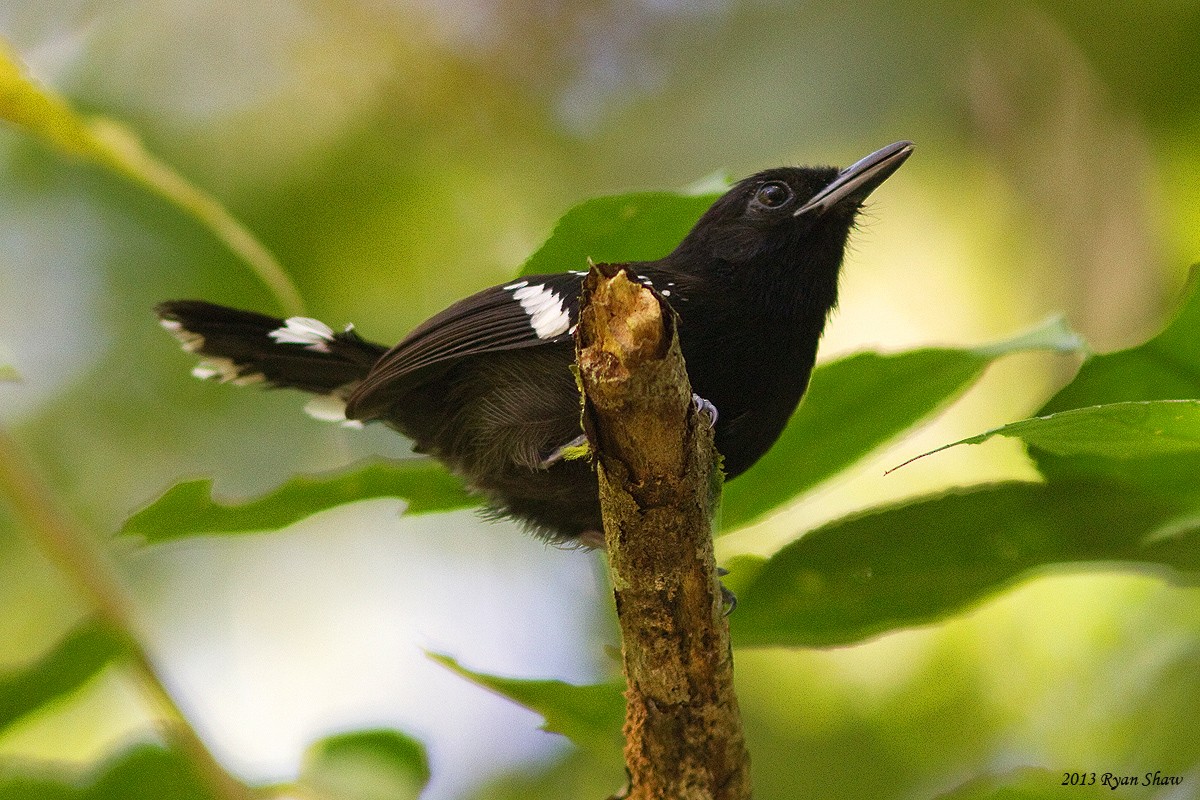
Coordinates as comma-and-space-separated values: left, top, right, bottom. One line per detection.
346, 272, 585, 419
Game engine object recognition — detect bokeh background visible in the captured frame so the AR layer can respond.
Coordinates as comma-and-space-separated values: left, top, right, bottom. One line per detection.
2, 1, 1199, 798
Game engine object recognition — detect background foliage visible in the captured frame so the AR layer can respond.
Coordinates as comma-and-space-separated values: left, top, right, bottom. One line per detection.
2, 2, 1199, 798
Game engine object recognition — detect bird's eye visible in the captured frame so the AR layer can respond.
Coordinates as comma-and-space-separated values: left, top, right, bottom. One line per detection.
753, 181, 793, 209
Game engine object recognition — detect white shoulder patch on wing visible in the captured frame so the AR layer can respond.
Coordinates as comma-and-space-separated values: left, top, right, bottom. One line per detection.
511, 284, 571, 339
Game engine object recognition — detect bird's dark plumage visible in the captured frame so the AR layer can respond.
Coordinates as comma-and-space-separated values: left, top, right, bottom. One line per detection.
157, 142, 913, 543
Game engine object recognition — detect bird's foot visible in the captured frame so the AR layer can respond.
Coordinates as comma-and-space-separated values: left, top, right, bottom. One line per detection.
692, 393, 719, 428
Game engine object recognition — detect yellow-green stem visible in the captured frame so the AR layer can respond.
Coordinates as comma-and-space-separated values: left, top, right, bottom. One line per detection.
0, 427, 255, 800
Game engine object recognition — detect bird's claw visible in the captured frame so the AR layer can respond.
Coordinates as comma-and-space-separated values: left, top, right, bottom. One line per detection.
692, 393, 719, 428
716, 566, 737, 615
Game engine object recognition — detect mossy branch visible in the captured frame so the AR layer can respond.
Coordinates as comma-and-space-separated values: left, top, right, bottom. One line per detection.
576, 264, 751, 800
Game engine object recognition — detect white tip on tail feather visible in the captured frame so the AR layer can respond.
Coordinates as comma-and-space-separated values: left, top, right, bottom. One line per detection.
160, 318, 205, 352
164, 312, 364, 428
190, 357, 265, 385
269, 317, 336, 352
304, 394, 364, 428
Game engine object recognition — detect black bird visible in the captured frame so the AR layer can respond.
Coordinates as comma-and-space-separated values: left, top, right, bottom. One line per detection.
157, 141, 913, 546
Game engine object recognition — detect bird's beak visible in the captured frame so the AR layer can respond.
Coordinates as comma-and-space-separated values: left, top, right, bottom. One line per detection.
794, 140, 915, 217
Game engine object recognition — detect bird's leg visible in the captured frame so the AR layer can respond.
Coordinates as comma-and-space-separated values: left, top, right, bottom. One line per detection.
539, 433, 589, 468
545, 396, 715, 467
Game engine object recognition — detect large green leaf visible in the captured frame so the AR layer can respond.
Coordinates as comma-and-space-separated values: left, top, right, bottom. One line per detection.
731, 481, 1197, 649
0, 619, 128, 735
894, 399, 1200, 468
299, 729, 428, 800
1031, 268, 1200, 499
121, 459, 475, 542
520, 191, 721, 276
429, 653, 625, 752
721, 317, 1084, 530
0, 745, 217, 800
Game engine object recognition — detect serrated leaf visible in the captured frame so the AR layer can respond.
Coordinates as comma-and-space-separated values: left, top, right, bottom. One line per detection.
731, 481, 1196, 649
0, 619, 128, 735
0, 744, 217, 800
121, 459, 476, 542
721, 316, 1085, 530
428, 653, 624, 752
894, 400, 1200, 471
520, 191, 720, 275
0, 42, 302, 314
300, 729, 428, 800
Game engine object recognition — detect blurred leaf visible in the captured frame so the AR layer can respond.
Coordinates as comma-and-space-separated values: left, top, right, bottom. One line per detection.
0, 41, 302, 315
0, 365, 17, 382
121, 459, 475, 542
520, 191, 720, 275
897, 400, 1200, 469
731, 481, 1197, 649
0, 744, 217, 800
0, 619, 127, 735
429, 653, 624, 752
300, 729, 428, 800
1033, 267, 1200, 500
934, 767, 1115, 799
722, 316, 1084, 530
0, 42, 102, 159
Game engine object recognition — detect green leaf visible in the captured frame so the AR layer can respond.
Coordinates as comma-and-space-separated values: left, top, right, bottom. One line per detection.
121, 459, 476, 542
0, 365, 17, 382
300, 729, 428, 800
1032, 267, 1200, 499
721, 316, 1084, 530
520, 191, 721, 275
0, 619, 128, 735
0, 744, 218, 800
731, 481, 1196, 649
0, 41, 302, 315
428, 653, 625, 752
895, 400, 1200, 470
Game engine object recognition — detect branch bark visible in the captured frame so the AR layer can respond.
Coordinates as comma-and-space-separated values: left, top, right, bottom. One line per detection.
576, 263, 751, 800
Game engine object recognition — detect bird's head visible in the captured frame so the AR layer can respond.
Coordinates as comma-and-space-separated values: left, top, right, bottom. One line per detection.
670, 141, 914, 305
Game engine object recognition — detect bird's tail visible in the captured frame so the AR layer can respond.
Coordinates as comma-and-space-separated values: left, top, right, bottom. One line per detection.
155, 300, 388, 426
